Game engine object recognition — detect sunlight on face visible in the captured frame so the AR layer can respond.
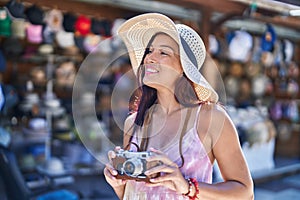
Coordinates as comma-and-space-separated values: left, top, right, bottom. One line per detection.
143, 34, 183, 92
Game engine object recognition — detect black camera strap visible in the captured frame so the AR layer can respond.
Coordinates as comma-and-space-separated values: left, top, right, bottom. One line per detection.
178, 108, 192, 167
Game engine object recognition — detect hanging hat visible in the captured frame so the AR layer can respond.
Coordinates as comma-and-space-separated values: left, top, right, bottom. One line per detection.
91, 18, 111, 37
228, 30, 253, 62
63, 12, 77, 32
209, 34, 220, 56
55, 30, 75, 48
42, 26, 55, 44
75, 15, 91, 36
44, 9, 63, 32
83, 34, 101, 53
251, 74, 268, 97
0, 7, 12, 37
26, 23, 43, 44
11, 18, 26, 38
283, 39, 293, 63
261, 24, 276, 52
5, 0, 26, 19
118, 13, 218, 102
25, 5, 44, 25
111, 18, 126, 49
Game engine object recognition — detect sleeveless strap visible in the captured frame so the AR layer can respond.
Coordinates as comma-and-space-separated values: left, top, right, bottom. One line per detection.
193, 105, 202, 129
181, 108, 193, 135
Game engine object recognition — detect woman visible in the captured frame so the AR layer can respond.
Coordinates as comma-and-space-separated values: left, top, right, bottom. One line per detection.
104, 13, 254, 200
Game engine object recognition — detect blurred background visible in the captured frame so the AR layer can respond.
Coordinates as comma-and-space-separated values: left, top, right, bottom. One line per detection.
0, 0, 299, 199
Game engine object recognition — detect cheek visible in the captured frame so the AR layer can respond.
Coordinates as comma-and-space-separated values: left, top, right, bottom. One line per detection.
163, 65, 182, 77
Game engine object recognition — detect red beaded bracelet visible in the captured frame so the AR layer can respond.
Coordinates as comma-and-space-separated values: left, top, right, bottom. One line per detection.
183, 178, 193, 196
189, 178, 199, 200
183, 178, 199, 200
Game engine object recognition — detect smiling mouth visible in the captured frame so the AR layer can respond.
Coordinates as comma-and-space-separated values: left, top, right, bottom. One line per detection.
145, 66, 159, 74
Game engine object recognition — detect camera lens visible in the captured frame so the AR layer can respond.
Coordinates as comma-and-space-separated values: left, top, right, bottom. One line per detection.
123, 158, 143, 177
124, 162, 135, 174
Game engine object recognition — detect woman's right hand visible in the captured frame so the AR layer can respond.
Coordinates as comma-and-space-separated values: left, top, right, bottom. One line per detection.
103, 146, 127, 188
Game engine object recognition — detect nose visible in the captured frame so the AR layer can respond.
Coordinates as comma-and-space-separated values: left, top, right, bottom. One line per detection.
145, 51, 157, 63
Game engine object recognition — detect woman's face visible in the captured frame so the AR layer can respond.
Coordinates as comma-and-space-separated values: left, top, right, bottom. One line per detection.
142, 34, 183, 91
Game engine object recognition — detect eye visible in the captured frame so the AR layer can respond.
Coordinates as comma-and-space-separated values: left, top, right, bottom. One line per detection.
161, 51, 169, 56
160, 48, 174, 56
146, 48, 153, 54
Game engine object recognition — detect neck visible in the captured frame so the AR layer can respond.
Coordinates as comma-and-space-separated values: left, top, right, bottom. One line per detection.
156, 90, 182, 115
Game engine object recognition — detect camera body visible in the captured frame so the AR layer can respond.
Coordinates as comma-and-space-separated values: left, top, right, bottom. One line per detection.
112, 149, 161, 182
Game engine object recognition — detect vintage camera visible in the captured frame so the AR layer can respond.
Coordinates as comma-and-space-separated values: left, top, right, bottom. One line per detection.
112, 149, 162, 182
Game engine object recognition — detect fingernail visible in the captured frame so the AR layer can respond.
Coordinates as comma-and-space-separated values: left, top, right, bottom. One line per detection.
112, 170, 117, 175
149, 147, 156, 152
150, 178, 155, 182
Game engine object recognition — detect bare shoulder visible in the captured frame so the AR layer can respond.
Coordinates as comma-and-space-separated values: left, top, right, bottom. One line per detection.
198, 103, 236, 143
200, 103, 230, 122
204, 103, 240, 147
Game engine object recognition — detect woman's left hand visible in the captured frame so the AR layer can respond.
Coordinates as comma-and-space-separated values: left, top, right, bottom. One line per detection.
144, 147, 189, 194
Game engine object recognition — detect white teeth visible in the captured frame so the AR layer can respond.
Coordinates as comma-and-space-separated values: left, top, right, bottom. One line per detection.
146, 68, 158, 73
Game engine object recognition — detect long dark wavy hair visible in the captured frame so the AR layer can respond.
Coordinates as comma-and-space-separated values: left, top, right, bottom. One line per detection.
126, 32, 202, 167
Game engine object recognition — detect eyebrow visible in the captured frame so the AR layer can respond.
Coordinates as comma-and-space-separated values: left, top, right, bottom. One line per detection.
150, 44, 177, 53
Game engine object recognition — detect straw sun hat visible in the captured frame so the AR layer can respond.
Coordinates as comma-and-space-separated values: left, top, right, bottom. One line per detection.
118, 13, 218, 103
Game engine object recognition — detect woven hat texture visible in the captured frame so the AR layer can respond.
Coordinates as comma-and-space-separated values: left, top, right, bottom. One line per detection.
118, 13, 218, 102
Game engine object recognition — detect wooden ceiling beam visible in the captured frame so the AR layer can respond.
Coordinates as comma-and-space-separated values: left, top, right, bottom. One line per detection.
160, 0, 300, 35
0, 0, 138, 20
160, 0, 247, 15
182, 0, 247, 14
252, 13, 300, 31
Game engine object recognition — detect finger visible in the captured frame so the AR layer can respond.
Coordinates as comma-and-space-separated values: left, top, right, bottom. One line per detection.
104, 166, 127, 184
147, 148, 178, 167
105, 163, 118, 176
144, 181, 163, 187
145, 164, 175, 176
103, 167, 116, 180
108, 150, 116, 159
146, 180, 176, 191
108, 146, 121, 158
149, 147, 163, 154
104, 171, 127, 188
147, 155, 178, 168
115, 146, 122, 151
149, 174, 176, 184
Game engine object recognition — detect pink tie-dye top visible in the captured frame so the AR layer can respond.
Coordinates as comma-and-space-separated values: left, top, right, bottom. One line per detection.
123, 106, 213, 200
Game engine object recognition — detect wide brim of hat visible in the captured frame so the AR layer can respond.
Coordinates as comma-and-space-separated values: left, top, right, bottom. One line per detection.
117, 13, 218, 102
